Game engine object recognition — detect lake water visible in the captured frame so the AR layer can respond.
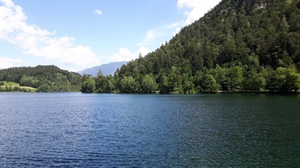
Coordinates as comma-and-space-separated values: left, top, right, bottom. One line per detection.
0, 93, 299, 167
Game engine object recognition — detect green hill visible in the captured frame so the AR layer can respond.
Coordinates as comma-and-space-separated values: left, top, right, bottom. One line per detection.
95, 0, 298, 94
0, 65, 82, 92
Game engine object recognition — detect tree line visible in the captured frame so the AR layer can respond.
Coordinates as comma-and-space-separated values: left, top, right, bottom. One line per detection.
0, 65, 82, 92
81, 62, 300, 93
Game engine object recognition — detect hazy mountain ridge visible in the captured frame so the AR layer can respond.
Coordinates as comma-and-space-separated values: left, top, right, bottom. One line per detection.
78, 61, 127, 76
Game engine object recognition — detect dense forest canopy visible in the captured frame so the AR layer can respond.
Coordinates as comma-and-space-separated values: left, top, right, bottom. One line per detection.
82, 0, 300, 94
0, 65, 82, 92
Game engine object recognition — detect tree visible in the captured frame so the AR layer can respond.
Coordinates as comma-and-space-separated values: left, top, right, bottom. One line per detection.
214, 65, 226, 90
225, 65, 244, 91
193, 71, 203, 92
97, 69, 104, 77
182, 79, 195, 94
120, 76, 138, 93
272, 67, 300, 92
141, 74, 157, 93
201, 74, 220, 93
243, 70, 266, 92
158, 74, 173, 93
37, 84, 50, 92
95, 75, 105, 93
167, 66, 182, 92
20, 75, 36, 87
81, 78, 95, 93
95, 76, 115, 93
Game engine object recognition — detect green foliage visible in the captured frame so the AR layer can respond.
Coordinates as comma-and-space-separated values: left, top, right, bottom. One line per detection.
158, 74, 173, 94
224, 66, 244, 91
95, 75, 115, 93
0, 65, 81, 92
120, 76, 139, 93
201, 74, 220, 93
270, 67, 300, 92
214, 65, 226, 90
182, 79, 195, 94
243, 71, 266, 92
37, 84, 51, 92
81, 76, 96, 93
141, 74, 157, 93
20, 75, 39, 88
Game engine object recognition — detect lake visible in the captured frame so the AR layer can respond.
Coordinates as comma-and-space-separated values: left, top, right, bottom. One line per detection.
0, 93, 299, 167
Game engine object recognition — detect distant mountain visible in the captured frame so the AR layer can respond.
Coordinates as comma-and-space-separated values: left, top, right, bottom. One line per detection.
78, 61, 127, 76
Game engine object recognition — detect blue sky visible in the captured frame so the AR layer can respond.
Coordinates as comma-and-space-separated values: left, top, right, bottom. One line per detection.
0, 0, 221, 71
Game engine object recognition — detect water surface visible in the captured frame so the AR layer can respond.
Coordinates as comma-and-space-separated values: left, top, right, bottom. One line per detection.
0, 93, 299, 167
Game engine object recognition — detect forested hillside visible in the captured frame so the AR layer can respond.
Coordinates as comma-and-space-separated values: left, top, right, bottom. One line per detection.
0, 65, 82, 92
85, 0, 300, 93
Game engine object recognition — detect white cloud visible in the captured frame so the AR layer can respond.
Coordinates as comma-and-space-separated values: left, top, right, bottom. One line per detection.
139, 21, 184, 46
138, 46, 150, 56
95, 9, 102, 15
106, 46, 150, 62
0, 56, 23, 69
21, 36, 99, 69
144, 29, 156, 42
174, 27, 181, 35
0, 0, 100, 71
177, 0, 222, 25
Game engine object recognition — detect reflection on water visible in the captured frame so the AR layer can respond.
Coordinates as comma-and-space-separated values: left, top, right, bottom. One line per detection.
0, 93, 299, 167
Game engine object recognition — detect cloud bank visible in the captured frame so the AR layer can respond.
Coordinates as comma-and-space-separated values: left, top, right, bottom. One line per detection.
105, 46, 150, 63
0, 0, 100, 70
0, 56, 23, 69
177, 0, 222, 25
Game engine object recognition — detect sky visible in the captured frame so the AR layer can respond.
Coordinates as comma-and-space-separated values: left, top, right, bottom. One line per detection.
0, 0, 222, 71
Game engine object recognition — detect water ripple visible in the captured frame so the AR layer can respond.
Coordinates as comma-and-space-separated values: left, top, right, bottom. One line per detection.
0, 93, 300, 167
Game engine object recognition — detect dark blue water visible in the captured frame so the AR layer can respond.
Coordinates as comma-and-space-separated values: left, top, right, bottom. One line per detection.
0, 93, 300, 167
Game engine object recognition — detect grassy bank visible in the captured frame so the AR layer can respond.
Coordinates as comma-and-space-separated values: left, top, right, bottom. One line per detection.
0, 81, 37, 92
